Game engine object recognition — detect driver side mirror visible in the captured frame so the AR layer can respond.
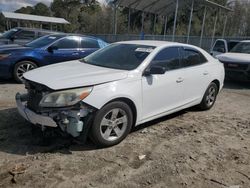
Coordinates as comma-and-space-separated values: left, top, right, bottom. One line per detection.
144, 65, 166, 76
47, 46, 58, 53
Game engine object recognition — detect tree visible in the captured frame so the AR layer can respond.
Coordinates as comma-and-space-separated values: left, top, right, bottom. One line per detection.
33, 3, 50, 16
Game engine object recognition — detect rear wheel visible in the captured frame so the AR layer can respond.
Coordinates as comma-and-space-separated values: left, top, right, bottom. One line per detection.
199, 82, 218, 110
91, 101, 133, 147
13, 61, 37, 83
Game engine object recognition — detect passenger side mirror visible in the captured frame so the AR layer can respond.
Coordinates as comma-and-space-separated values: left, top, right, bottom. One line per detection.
47, 46, 58, 53
144, 65, 166, 76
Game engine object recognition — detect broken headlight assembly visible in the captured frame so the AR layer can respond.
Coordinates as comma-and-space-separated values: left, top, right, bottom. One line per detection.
39, 87, 93, 108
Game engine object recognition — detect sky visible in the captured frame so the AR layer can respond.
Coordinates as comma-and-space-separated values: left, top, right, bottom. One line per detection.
0, 0, 107, 12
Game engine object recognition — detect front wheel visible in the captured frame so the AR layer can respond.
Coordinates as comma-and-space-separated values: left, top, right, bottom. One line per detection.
13, 61, 37, 83
199, 82, 218, 110
91, 101, 133, 147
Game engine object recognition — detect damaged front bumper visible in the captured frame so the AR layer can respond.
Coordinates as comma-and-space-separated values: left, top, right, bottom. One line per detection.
16, 93, 58, 127
16, 92, 94, 138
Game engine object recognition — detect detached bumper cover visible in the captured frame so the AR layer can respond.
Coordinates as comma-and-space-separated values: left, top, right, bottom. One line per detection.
16, 93, 58, 127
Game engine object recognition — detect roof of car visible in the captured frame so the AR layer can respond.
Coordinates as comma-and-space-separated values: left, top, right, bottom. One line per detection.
48, 33, 102, 41
116, 40, 179, 47
13, 27, 60, 33
240, 40, 250, 43
116, 40, 204, 50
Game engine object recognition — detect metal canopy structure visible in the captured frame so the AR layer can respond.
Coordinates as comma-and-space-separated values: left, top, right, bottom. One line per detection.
111, 0, 233, 49
2, 12, 69, 24
2, 11, 70, 30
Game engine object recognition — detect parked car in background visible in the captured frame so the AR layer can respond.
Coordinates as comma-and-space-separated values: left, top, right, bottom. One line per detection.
0, 27, 58, 45
217, 40, 250, 81
0, 34, 108, 82
210, 39, 239, 57
16, 41, 224, 147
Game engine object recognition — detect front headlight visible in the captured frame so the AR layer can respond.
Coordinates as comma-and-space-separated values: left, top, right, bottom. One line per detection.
0, 53, 11, 60
39, 87, 93, 107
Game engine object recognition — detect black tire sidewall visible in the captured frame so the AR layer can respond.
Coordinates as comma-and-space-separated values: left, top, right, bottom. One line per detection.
91, 101, 133, 147
13, 61, 37, 83
200, 82, 218, 110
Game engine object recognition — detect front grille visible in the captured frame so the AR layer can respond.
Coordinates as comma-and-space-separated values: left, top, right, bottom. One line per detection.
25, 80, 52, 112
27, 90, 43, 112
221, 61, 249, 71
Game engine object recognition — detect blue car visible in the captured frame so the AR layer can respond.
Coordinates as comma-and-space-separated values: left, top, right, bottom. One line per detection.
0, 34, 108, 82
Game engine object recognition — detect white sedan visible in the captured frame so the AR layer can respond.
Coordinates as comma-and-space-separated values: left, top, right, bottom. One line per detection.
16, 41, 225, 147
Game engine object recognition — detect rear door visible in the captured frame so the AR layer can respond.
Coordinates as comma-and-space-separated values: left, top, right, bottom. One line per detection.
142, 47, 184, 120
43, 36, 81, 64
179, 47, 211, 104
79, 37, 100, 58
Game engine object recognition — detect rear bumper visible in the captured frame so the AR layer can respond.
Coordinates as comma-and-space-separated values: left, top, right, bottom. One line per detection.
16, 93, 58, 127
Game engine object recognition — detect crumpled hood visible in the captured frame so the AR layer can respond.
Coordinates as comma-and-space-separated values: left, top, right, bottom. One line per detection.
217, 53, 250, 64
24, 60, 128, 90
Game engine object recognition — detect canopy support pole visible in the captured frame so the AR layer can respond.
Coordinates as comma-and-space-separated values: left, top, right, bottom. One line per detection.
128, 7, 131, 34
153, 14, 157, 34
113, 3, 118, 35
187, 0, 194, 44
164, 16, 168, 40
141, 11, 145, 32
172, 0, 179, 41
211, 10, 218, 50
200, 6, 207, 47
222, 14, 228, 38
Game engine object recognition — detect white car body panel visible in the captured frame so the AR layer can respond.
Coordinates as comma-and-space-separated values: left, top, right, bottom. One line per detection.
24, 60, 128, 90
23, 40, 225, 127
217, 52, 250, 64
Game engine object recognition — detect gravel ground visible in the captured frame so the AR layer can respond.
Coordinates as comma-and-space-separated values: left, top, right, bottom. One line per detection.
0, 80, 249, 188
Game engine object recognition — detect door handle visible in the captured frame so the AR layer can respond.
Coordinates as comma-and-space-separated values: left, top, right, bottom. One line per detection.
176, 77, 184, 83
203, 71, 209, 75
72, 52, 79, 55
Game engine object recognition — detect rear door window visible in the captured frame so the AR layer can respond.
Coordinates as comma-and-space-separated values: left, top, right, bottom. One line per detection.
81, 38, 99, 48
180, 48, 207, 68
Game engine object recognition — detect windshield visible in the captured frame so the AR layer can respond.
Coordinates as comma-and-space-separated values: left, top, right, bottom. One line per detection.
230, 42, 250, 54
1, 28, 19, 39
82, 44, 155, 70
25, 35, 62, 48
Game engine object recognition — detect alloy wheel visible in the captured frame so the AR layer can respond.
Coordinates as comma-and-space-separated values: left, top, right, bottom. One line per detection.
100, 108, 128, 141
16, 62, 36, 81
206, 86, 216, 106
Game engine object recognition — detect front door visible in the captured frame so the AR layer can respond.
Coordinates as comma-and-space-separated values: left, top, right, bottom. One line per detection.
142, 47, 184, 120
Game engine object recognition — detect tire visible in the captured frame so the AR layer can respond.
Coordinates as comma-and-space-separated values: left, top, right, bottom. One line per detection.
13, 61, 37, 83
199, 82, 218, 110
91, 101, 133, 147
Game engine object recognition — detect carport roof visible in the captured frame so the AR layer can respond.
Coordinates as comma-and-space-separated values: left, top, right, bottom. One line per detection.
2, 11, 70, 24
115, 0, 232, 16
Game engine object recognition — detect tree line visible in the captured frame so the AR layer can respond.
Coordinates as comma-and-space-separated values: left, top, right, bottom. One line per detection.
0, 0, 250, 37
